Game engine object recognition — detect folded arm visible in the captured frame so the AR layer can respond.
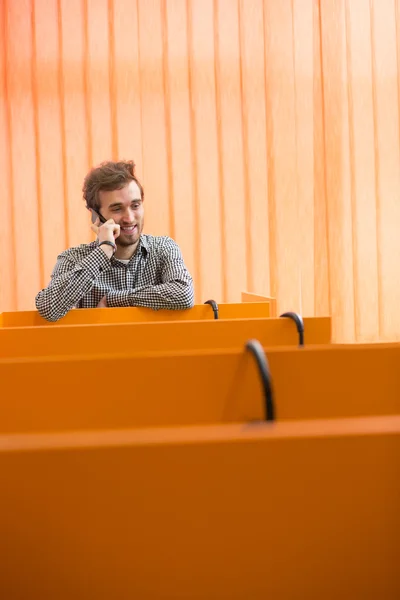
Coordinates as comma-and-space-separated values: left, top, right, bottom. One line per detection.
35, 248, 111, 322
107, 240, 194, 310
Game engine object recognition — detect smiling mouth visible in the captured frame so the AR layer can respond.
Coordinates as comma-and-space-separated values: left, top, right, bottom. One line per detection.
121, 225, 137, 234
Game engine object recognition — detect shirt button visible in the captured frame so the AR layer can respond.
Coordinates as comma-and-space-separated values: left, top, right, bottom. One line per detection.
99, 267, 103, 272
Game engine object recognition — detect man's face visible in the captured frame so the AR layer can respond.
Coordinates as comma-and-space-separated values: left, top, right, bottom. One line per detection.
98, 180, 144, 248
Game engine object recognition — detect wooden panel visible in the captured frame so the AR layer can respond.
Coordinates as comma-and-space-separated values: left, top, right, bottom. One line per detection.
241, 291, 277, 316
1, 416, 400, 599
33, 0, 66, 283
264, 0, 300, 313
0, 350, 267, 433
112, 0, 142, 166
188, 0, 223, 302
137, 0, 170, 237
4, 0, 42, 309
0, 317, 332, 358
3, 341, 400, 434
293, 0, 315, 316
0, 0, 16, 312
345, 0, 380, 341
241, 291, 269, 302
59, 0, 91, 248
0, 302, 271, 327
373, 0, 400, 340
164, 0, 196, 282
1, 0, 400, 343
215, 0, 246, 302
239, 0, 270, 296
320, 0, 356, 342
85, 0, 113, 165
313, 0, 330, 318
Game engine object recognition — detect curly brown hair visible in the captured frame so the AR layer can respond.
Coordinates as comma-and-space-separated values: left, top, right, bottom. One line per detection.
82, 160, 144, 211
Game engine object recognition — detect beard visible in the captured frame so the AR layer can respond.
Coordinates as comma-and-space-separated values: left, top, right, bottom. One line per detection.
117, 223, 142, 247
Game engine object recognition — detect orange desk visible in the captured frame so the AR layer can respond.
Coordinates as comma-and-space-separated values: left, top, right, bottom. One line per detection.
0, 316, 331, 359
1, 342, 400, 434
1, 415, 399, 599
242, 291, 277, 316
0, 302, 271, 327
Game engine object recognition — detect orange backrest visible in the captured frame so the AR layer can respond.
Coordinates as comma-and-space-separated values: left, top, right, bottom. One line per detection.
1, 342, 400, 434
1, 415, 399, 599
0, 302, 271, 327
0, 316, 331, 359
242, 291, 277, 316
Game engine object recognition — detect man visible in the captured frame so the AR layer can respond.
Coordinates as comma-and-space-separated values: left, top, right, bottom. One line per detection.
35, 160, 195, 322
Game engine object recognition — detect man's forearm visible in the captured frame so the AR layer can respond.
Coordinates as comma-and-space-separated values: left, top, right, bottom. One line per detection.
35, 248, 112, 322
107, 280, 195, 310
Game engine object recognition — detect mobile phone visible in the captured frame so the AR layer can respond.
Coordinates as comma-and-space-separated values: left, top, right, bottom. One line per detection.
91, 209, 107, 225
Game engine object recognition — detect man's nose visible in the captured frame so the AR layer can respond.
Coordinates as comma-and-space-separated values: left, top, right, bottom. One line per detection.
121, 208, 135, 222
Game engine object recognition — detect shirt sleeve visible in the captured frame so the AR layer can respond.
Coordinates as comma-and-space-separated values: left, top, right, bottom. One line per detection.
35, 248, 112, 322
107, 238, 194, 310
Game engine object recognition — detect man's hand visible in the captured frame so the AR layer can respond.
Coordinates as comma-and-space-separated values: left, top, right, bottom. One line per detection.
97, 296, 108, 308
91, 217, 120, 258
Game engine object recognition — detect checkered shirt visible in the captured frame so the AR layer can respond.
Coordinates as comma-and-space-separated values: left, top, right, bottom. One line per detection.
35, 235, 195, 322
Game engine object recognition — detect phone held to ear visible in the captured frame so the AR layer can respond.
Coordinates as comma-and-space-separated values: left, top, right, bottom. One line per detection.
91, 209, 107, 225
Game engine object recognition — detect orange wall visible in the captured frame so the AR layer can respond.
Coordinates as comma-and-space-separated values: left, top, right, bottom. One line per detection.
1, 0, 400, 342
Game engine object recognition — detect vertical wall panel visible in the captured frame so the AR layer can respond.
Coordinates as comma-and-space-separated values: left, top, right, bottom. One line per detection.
0, 0, 16, 311
112, 0, 143, 174
85, 0, 113, 166
137, 0, 170, 237
292, 0, 315, 317
374, 0, 400, 340
264, 0, 301, 314
345, 0, 380, 341
215, 0, 246, 302
1, 0, 400, 342
189, 0, 223, 302
239, 0, 270, 297
33, 0, 66, 286
320, 0, 356, 342
59, 0, 91, 249
5, 0, 41, 309
313, 0, 330, 318
164, 0, 196, 292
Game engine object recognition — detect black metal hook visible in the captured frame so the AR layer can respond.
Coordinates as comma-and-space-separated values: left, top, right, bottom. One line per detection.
245, 339, 275, 422
204, 299, 219, 320
280, 311, 304, 346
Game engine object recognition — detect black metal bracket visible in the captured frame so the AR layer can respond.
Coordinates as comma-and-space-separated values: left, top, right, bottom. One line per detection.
204, 299, 219, 320
245, 339, 275, 422
280, 311, 304, 346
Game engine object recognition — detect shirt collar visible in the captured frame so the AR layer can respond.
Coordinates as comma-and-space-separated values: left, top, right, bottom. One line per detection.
138, 234, 149, 255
